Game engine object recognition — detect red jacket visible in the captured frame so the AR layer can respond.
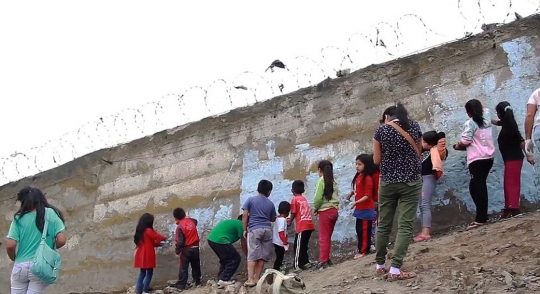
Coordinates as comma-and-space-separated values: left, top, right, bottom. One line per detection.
175, 218, 199, 254
134, 228, 167, 269
354, 174, 376, 211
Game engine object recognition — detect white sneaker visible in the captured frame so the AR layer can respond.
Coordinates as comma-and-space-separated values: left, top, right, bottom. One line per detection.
217, 280, 235, 288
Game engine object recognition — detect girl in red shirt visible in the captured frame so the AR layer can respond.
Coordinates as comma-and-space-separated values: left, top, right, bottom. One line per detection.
346, 154, 378, 259
133, 213, 167, 294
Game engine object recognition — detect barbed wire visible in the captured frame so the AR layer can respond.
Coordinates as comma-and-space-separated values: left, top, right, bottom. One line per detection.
0, 0, 538, 186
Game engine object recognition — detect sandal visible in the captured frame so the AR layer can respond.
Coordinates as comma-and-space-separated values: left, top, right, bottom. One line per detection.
354, 253, 366, 260
244, 281, 257, 287
413, 234, 431, 243
386, 271, 417, 280
375, 268, 387, 275
466, 222, 486, 230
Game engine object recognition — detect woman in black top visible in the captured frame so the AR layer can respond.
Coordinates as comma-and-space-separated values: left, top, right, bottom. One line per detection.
493, 101, 534, 218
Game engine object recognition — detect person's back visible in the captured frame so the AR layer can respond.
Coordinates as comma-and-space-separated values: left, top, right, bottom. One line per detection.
462, 109, 495, 165
245, 195, 276, 230
208, 219, 243, 244
9, 207, 64, 263
290, 194, 315, 233
6, 187, 67, 294
374, 120, 422, 183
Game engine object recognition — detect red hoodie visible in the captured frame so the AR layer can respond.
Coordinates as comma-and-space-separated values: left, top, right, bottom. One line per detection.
175, 218, 199, 254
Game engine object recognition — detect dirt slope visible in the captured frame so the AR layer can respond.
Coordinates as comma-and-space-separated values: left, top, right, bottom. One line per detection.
172, 211, 540, 294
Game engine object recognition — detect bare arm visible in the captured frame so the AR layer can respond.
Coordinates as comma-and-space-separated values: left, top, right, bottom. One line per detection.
525, 104, 536, 140
5, 239, 17, 261
55, 232, 67, 249
242, 210, 249, 237
373, 139, 382, 165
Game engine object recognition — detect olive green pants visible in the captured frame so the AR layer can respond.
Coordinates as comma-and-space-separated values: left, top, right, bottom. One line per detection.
375, 179, 422, 269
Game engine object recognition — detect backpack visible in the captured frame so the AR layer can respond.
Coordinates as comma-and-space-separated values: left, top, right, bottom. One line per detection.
372, 170, 380, 202
31, 208, 62, 284
255, 269, 307, 294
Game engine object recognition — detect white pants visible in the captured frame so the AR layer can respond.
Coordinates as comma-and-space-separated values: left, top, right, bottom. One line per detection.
10, 262, 48, 294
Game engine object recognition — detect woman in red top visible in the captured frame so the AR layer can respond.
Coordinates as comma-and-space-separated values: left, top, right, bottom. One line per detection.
133, 213, 167, 294
346, 154, 378, 259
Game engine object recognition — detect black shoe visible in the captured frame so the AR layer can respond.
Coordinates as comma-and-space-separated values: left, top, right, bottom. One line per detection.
314, 262, 329, 270
327, 259, 334, 266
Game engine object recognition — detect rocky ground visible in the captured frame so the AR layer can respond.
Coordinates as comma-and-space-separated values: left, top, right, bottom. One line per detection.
128, 211, 540, 294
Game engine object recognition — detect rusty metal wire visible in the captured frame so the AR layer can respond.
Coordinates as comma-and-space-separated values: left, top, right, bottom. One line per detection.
0, 0, 538, 186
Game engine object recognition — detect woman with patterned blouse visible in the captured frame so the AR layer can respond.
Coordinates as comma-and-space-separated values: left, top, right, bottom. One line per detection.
372, 103, 422, 280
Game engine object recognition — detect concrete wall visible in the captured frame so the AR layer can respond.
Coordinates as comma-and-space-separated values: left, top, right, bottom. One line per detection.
1, 15, 540, 294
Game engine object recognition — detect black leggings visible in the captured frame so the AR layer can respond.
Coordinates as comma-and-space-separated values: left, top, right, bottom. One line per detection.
468, 158, 494, 223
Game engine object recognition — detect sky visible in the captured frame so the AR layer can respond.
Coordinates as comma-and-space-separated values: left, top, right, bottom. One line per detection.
0, 0, 536, 183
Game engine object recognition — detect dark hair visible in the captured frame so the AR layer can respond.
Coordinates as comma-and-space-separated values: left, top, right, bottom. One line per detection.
291, 180, 305, 195
351, 154, 378, 189
380, 103, 411, 130
422, 131, 444, 147
237, 214, 243, 221
173, 208, 186, 220
465, 99, 486, 128
318, 160, 334, 201
257, 180, 273, 197
496, 101, 522, 140
134, 213, 154, 247
437, 132, 446, 139
15, 187, 65, 233
278, 201, 291, 215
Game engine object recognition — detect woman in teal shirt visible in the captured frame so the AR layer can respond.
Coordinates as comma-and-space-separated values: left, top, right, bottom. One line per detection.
5, 187, 67, 294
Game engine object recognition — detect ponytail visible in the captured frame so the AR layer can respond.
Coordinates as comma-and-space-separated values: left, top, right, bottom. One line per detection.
318, 160, 334, 201
465, 99, 485, 128
395, 103, 411, 131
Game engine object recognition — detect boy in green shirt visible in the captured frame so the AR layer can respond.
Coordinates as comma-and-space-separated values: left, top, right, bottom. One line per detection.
207, 215, 247, 288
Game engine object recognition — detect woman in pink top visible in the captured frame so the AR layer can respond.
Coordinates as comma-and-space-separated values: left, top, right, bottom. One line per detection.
453, 99, 495, 230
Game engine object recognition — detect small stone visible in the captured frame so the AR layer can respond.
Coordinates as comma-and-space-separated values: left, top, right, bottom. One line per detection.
419, 247, 429, 254
154, 291, 164, 294
363, 290, 372, 294
353, 276, 358, 280
207, 280, 217, 287
473, 267, 483, 273
373, 289, 385, 294
239, 286, 249, 294
489, 250, 499, 257
167, 280, 178, 286
432, 286, 439, 292
412, 286, 420, 290
436, 281, 442, 286
452, 254, 465, 261
502, 271, 513, 286
407, 282, 413, 287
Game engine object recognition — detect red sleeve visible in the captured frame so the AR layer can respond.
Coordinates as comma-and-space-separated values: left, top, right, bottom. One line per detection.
147, 229, 167, 246
278, 231, 288, 244
364, 176, 373, 199
290, 197, 298, 214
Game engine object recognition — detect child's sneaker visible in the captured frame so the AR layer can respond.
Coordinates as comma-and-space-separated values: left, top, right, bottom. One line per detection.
217, 280, 234, 289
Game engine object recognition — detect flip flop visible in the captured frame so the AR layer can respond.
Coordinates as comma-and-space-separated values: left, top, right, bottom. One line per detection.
413, 235, 431, 243
375, 268, 387, 275
386, 271, 417, 281
353, 253, 366, 260
244, 281, 257, 287
466, 222, 486, 230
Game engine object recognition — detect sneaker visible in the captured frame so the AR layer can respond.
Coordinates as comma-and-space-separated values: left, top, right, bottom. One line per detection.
217, 280, 235, 289
315, 262, 330, 270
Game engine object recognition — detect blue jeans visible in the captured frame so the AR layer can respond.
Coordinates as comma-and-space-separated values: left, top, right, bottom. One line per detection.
136, 268, 153, 293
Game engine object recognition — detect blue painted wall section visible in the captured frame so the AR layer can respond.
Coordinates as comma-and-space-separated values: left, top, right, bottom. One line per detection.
239, 36, 540, 244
